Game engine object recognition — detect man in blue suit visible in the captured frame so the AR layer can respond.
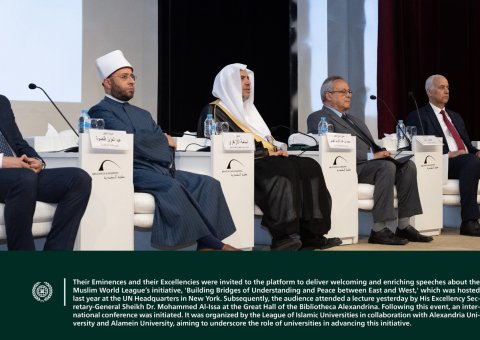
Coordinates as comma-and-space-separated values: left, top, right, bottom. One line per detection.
0, 95, 91, 250
407, 74, 480, 236
89, 50, 237, 250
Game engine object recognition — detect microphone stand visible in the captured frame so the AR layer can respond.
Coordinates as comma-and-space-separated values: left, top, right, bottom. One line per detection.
370, 95, 411, 151
29, 84, 79, 137
408, 91, 425, 135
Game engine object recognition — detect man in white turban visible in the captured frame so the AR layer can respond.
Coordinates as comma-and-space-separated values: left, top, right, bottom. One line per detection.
89, 50, 237, 250
198, 63, 341, 250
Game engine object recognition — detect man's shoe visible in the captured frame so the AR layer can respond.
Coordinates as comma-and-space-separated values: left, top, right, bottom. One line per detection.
395, 225, 433, 242
271, 234, 302, 251
300, 236, 342, 250
460, 220, 480, 237
222, 244, 240, 251
368, 228, 408, 245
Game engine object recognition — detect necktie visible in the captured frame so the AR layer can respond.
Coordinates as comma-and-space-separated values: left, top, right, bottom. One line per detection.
341, 114, 382, 152
440, 110, 465, 151
0, 130, 14, 156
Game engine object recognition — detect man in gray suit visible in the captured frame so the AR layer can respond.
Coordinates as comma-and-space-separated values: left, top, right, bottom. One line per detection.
307, 76, 432, 245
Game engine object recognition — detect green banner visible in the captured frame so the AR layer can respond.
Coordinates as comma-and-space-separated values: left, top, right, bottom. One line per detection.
1, 251, 479, 339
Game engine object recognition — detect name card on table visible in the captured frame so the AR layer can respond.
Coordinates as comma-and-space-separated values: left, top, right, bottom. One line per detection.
415, 135, 443, 146
89, 130, 129, 150
222, 133, 255, 152
326, 133, 355, 149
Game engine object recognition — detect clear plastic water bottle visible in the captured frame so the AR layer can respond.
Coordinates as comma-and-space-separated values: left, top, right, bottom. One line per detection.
204, 113, 214, 138
78, 109, 91, 133
318, 116, 329, 136
396, 119, 407, 149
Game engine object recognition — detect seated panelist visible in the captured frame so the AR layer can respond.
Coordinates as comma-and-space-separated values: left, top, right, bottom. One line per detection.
307, 75, 432, 245
407, 74, 480, 237
197, 63, 341, 251
88, 50, 237, 251
0, 95, 91, 250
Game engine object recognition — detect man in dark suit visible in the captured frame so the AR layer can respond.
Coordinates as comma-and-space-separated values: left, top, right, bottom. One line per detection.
0, 95, 91, 250
307, 75, 432, 245
89, 50, 237, 250
407, 74, 480, 236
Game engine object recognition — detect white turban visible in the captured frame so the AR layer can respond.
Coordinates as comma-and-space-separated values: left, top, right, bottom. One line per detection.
212, 63, 272, 141
95, 50, 133, 81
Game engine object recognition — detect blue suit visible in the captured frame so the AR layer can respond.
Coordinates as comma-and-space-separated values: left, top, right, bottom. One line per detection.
89, 97, 236, 247
0, 95, 91, 250
407, 104, 480, 221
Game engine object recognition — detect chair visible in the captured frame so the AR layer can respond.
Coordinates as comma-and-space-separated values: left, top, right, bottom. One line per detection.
0, 202, 56, 243
442, 143, 480, 228
133, 192, 155, 230
443, 179, 480, 228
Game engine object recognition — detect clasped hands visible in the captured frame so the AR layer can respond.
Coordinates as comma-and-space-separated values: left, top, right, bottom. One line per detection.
2, 155, 43, 173
373, 150, 391, 159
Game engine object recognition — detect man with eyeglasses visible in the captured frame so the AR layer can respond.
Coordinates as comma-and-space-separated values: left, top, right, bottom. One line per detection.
407, 74, 480, 237
88, 50, 237, 250
307, 76, 432, 245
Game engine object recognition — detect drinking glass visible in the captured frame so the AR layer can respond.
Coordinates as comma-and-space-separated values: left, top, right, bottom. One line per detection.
215, 122, 229, 134
406, 126, 417, 140
90, 118, 105, 130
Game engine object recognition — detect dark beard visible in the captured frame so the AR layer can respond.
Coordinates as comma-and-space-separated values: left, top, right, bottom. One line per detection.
111, 85, 134, 101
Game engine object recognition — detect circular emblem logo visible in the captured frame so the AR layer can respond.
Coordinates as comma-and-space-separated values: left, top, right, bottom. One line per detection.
32, 282, 53, 302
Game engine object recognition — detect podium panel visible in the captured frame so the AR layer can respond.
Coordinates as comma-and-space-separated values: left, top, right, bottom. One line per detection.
211, 134, 255, 249
75, 133, 134, 250
411, 136, 443, 235
318, 134, 358, 244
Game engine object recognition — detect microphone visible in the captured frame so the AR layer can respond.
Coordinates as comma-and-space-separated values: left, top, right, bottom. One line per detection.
28, 83, 79, 138
370, 94, 411, 151
408, 91, 425, 135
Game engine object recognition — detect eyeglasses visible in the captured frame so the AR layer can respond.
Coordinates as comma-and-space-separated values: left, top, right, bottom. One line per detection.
110, 73, 137, 81
328, 89, 352, 96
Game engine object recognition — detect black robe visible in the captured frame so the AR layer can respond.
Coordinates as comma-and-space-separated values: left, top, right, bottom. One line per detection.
198, 101, 332, 239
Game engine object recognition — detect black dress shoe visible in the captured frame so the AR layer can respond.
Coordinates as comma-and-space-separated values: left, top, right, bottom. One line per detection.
395, 225, 433, 242
368, 228, 408, 245
460, 220, 480, 237
300, 236, 342, 250
271, 234, 302, 251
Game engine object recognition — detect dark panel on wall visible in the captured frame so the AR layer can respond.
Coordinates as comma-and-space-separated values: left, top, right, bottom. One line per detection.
378, 0, 480, 139
158, 0, 292, 140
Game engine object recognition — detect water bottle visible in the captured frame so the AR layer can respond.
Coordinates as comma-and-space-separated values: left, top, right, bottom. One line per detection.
318, 116, 329, 136
396, 119, 407, 149
78, 109, 91, 133
204, 113, 214, 138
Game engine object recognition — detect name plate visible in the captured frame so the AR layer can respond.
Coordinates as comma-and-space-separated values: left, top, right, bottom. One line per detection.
326, 133, 355, 149
415, 135, 443, 146
222, 133, 255, 152
89, 130, 129, 150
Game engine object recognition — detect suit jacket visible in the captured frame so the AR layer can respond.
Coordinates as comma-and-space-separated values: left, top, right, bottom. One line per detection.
307, 106, 381, 162
406, 104, 478, 155
0, 94, 41, 160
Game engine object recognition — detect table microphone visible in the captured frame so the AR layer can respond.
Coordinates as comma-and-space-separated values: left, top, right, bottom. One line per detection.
370, 94, 411, 151
28, 83, 79, 137
408, 91, 425, 135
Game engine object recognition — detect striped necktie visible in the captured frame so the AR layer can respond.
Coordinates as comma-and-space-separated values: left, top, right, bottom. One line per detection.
0, 130, 14, 156
440, 110, 465, 151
